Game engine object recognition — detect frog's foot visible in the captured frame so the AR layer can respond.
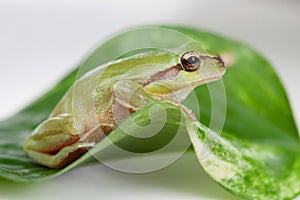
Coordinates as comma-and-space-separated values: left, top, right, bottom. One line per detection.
24, 142, 90, 169
23, 114, 110, 168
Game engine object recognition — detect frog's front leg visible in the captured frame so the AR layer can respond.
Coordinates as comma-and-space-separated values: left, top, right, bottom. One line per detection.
112, 80, 155, 123
23, 113, 108, 168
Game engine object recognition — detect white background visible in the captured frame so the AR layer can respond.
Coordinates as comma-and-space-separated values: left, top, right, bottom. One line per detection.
0, 0, 299, 199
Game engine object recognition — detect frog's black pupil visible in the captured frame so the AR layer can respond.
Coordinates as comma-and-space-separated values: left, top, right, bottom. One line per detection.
187, 56, 198, 65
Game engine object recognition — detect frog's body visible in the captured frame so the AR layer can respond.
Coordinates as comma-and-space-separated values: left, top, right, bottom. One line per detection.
23, 43, 226, 168
50, 53, 175, 128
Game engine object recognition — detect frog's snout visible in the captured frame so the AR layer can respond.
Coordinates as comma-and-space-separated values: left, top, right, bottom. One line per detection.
207, 55, 226, 76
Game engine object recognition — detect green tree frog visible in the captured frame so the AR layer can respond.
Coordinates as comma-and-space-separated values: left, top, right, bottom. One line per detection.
23, 43, 226, 168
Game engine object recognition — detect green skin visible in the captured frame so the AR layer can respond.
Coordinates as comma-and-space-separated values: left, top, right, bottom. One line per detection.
23, 43, 225, 168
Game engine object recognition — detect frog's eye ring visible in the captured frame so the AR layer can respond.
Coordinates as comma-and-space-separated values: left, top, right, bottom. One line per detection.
180, 51, 201, 71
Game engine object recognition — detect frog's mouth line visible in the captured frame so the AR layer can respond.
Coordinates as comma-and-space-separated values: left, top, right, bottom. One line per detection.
144, 73, 225, 98
173, 74, 225, 91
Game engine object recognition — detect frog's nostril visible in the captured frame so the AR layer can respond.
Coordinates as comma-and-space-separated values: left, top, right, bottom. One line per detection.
214, 56, 226, 69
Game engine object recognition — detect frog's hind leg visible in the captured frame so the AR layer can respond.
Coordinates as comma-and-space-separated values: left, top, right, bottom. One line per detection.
23, 113, 100, 168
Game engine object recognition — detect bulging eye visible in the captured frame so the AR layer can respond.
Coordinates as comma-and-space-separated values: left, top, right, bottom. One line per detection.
180, 51, 201, 71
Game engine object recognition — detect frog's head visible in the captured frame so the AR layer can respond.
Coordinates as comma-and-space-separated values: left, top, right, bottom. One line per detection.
143, 44, 226, 101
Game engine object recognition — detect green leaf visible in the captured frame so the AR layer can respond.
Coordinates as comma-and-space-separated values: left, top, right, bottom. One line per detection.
0, 26, 299, 199
171, 26, 300, 199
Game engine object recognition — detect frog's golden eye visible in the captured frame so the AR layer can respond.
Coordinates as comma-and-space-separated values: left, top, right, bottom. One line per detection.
180, 51, 201, 71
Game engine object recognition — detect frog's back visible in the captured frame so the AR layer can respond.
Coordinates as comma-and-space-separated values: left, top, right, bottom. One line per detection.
50, 52, 175, 122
